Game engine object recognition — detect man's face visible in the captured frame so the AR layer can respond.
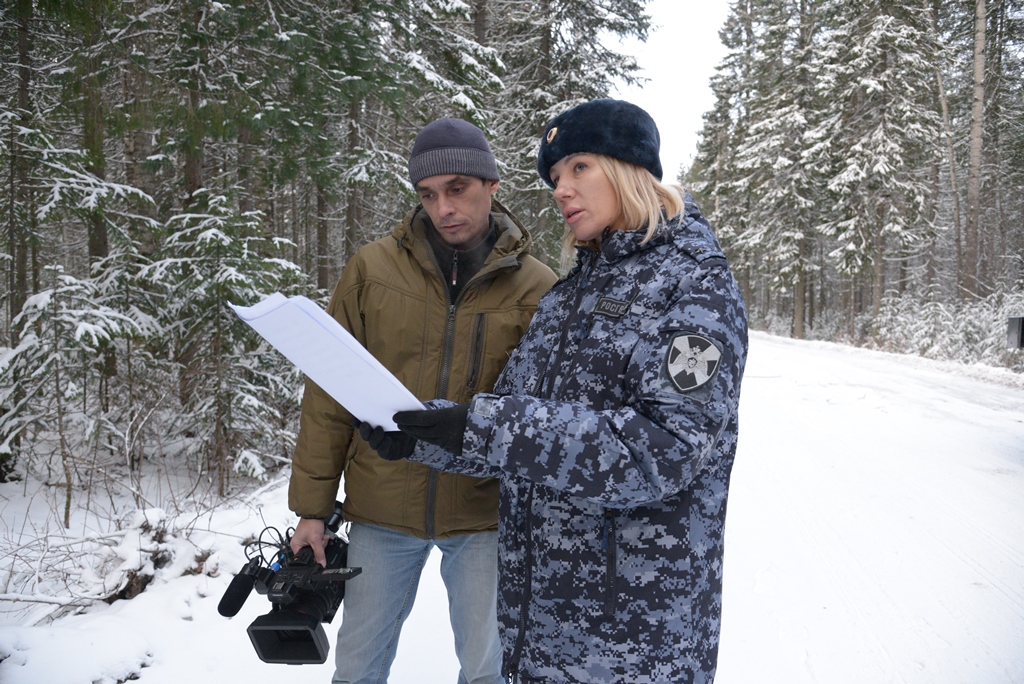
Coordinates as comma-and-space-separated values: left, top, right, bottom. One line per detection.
415, 174, 499, 250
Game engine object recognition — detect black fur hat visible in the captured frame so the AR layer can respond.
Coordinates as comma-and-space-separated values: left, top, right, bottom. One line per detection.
537, 98, 662, 187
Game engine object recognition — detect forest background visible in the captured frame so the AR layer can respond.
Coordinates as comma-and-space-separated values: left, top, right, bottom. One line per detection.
0, 0, 1021, 624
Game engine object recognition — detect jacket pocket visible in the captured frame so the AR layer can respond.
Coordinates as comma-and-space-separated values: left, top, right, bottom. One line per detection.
466, 313, 486, 389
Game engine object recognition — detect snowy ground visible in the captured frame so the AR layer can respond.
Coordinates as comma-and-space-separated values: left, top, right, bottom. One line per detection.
1, 331, 1023, 684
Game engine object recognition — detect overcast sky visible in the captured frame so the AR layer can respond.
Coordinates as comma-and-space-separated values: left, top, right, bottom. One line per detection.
613, 0, 732, 182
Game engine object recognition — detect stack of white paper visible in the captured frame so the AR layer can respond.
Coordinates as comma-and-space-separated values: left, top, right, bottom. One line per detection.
230, 293, 425, 431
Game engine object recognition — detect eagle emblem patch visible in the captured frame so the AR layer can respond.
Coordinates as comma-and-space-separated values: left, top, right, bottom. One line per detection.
666, 334, 722, 392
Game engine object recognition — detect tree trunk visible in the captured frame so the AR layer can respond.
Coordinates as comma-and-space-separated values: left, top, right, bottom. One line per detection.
344, 99, 363, 269
81, 6, 117, 399
9, 0, 33, 343
791, 0, 815, 341
317, 182, 331, 291
238, 123, 254, 218
807, 269, 816, 332
792, 238, 813, 339
214, 312, 227, 497
303, 187, 314, 277
964, 0, 986, 297
793, 270, 806, 339
2, 0, 36, 480
183, 82, 204, 209
923, 0, 962, 292
182, 7, 205, 210
120, 39, 158, 254
871, 230, 885, 320
290, 181, 303, 271
177, 6, 207, 408
473, 0, 489, 46
925, 158, 939, 294
739, 267, 752, 325
82, 6, 108, 262
842, 277, 854, 340
534, 0, 553, 261
986, 0, 1007, 291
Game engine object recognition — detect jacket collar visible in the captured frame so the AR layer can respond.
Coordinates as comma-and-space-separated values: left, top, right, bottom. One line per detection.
578, 200, 714, 267
595, 213, 679, 264
394, 198, 533, 277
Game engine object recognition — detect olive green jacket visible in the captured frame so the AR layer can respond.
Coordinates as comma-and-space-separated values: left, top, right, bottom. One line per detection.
288, 199, 556, 539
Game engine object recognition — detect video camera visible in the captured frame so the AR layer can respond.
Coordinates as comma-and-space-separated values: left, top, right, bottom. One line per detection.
217, 502, 362, 664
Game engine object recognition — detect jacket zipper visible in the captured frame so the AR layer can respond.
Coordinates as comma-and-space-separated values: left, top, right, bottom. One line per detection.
466, 313, 486, 389
538, 253, 595, 396
437, 303, 458, 399
602, 508, 618, 615
505, 484, 535, 681
425, 469, 439, 539
507, 256, 595, 677
430, 247, 508, 399
424, 245, 509, 538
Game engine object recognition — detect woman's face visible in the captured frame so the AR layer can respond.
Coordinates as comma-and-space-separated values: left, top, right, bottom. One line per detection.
549, 153, 624, 243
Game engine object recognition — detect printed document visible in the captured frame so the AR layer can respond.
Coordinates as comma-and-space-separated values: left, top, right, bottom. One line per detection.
230, 293, 424, 431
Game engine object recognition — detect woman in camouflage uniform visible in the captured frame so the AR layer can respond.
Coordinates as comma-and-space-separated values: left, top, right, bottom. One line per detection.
363, 99, 749, 684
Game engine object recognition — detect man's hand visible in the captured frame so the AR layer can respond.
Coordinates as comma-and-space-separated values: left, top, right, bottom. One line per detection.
290, 517, 328, 567
394, 403, 470, 456
355, 419, 417, 461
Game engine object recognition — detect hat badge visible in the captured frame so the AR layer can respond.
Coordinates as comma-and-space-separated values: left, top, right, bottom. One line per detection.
546, 127, 558, 144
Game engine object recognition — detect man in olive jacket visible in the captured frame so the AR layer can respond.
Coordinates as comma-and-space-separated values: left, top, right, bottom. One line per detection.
288, 118, 556, 684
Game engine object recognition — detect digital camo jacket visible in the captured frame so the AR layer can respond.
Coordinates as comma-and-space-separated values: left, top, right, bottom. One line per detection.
413, 197, 748, 683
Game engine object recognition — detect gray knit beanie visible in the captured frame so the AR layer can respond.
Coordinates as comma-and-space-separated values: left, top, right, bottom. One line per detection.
408, 118, 500, 186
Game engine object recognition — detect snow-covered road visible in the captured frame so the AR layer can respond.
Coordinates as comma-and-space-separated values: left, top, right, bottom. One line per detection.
717, 333, 1024, 684
2, 332, 1023, 683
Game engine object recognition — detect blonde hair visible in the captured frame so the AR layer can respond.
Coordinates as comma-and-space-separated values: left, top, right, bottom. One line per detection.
559, 154, 687, 269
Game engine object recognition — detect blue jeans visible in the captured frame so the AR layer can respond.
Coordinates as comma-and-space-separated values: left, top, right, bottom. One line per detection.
332, 522, 503, 684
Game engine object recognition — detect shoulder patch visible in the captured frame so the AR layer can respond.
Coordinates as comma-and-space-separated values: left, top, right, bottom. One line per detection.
685, 246, 726, 266
666, 334, 722, 392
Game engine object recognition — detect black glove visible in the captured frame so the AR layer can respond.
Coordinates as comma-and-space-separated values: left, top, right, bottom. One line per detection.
354, 419, 417, 461
394, 403, 470, 456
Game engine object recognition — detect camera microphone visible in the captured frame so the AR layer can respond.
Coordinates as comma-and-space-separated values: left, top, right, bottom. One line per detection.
218, 558, 259, 618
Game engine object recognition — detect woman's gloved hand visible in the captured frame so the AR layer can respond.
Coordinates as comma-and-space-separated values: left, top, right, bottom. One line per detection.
393, 402, 470, 456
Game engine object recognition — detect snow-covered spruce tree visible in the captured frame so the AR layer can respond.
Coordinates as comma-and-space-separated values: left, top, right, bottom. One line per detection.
0, 92, 155, 476
315, 5, 412, 273
401, 0, 504, 122
729, 0, 831, 338
300, 0, 505, 278
0, 267, 142, 527
86, 217, 182, 499
37, 0, 133, 267
1, 0, 41, 356
104, 3, 347, 493
232, 0, 414, 285
686, 82, 740, 226
484, 0, 650, 266
691, 0, 1020, 364
874, 287, 1024, 372
687, 0, 770, 316
145, 192, 307, 497
978, 0, 1024, 295
804, 0, 942, 328
376, 0, 506, 184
